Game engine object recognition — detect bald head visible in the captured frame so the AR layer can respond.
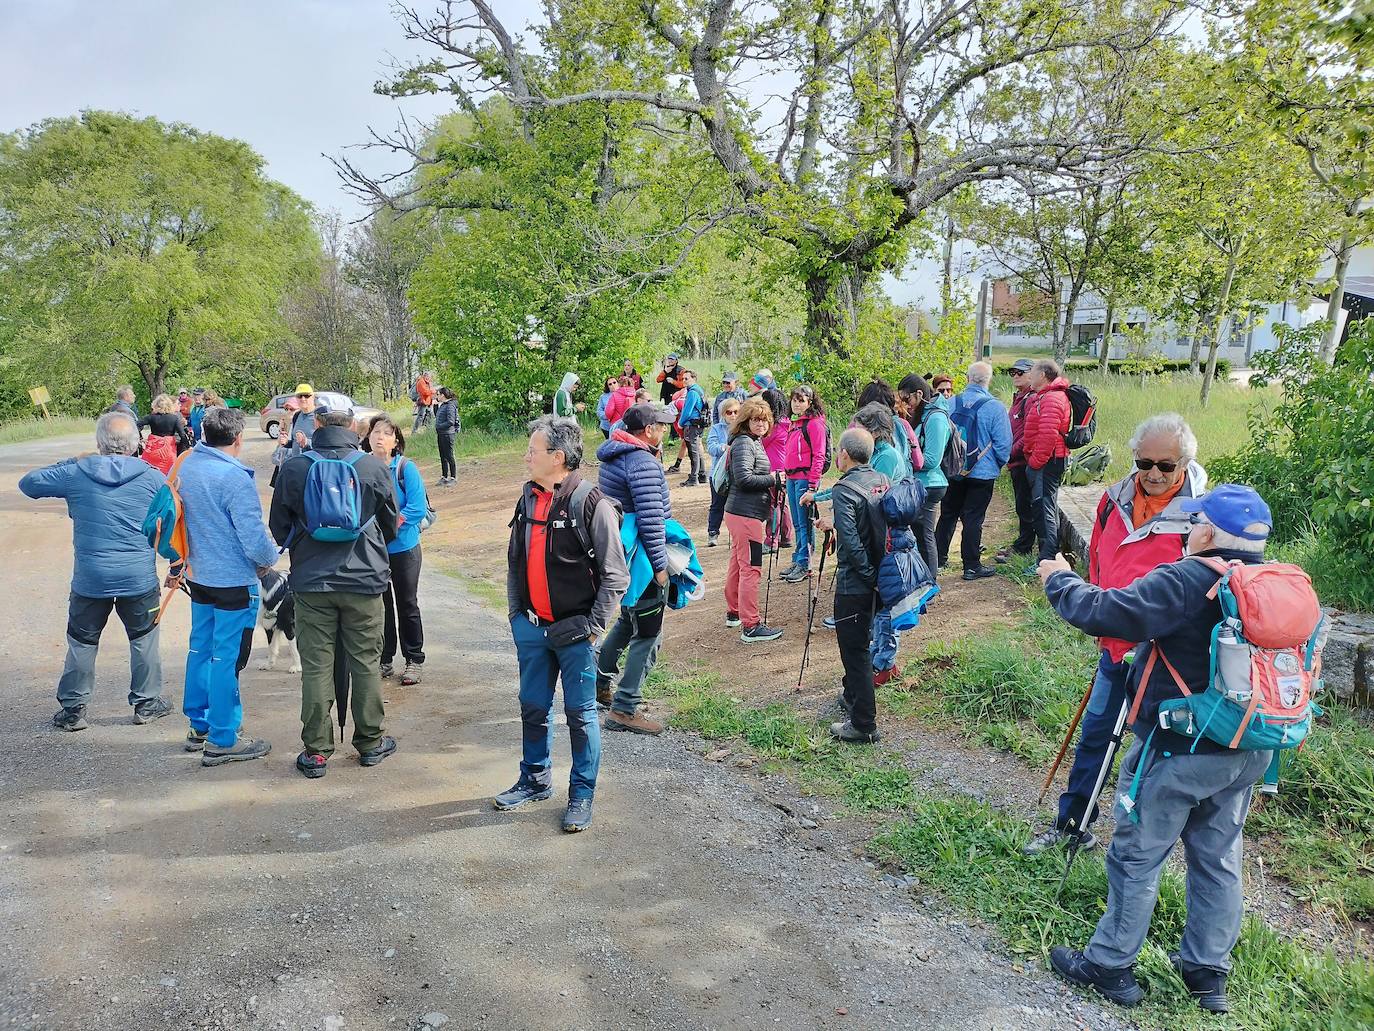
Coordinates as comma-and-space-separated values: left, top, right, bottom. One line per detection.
837, 427, 874, 470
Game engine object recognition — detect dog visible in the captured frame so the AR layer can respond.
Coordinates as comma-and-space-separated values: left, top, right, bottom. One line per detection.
258, 569, 301, 673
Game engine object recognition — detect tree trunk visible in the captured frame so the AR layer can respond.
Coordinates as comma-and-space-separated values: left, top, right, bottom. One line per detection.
1097, 297, 1116, 374
1058, 278, 1085, 360
941, 215, 955, 306
1187, 312, 1206, 374
804, 270, 848, 357
1320, 228, 1353, 366
1050, 278, 1068, 364
1200, 253, 1238, 407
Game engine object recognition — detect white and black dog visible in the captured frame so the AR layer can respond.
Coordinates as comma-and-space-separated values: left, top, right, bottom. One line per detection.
258, 569, 301, 673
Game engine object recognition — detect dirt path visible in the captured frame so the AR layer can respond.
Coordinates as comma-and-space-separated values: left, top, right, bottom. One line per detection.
0, 432, 1125, 1031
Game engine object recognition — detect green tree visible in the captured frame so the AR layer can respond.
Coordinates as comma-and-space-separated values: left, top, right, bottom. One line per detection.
0, 111, 318, 403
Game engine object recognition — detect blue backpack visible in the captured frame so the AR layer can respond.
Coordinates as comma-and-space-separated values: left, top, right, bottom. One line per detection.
302, 451, 370, 542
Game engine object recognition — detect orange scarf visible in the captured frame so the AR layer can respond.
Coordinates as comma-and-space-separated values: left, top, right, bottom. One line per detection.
1132, 475, 1185, 528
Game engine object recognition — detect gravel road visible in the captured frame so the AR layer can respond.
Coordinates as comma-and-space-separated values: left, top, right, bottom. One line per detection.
0, 431, 1127, 1031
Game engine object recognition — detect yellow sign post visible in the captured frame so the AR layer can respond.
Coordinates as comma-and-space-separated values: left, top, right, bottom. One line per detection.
28, 386, 51, 419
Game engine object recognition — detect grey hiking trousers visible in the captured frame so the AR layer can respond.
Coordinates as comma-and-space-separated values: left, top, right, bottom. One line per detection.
1085, 739, 1271, 973
58, 588, 163, 711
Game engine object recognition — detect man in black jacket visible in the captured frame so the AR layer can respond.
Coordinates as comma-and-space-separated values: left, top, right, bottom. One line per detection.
815, 428, 890, 744
270, 411, 399, 778
1037, 484, 1276, 1015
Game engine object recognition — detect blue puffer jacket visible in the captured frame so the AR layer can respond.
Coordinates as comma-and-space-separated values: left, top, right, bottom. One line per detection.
19, 455, 164, 598
596, 431, 672, 573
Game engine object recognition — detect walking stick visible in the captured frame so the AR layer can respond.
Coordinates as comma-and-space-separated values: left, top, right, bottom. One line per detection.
1038, 678, 1095, 804
1055, 693, 1131, 899
795, 528, 834, 692
763, 489, 780, 625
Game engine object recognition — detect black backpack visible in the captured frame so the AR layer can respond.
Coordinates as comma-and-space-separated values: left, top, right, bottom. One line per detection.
1064, 383, 1097, 449
919, 407, 967, 481
795, 417, 834, 476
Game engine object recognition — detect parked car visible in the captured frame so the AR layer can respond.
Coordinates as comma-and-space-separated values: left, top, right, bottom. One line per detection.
259, 391, 382, 437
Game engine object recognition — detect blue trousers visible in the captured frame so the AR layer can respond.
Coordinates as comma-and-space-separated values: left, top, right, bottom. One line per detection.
1057, 651, 1130, 831
786, 478, 814, 569
869, 607, 898, 672
511, 613, 601, 800
183, 582, 258, 749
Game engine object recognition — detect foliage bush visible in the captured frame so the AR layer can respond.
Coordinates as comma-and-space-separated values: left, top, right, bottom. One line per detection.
1210, 320, 1374, 610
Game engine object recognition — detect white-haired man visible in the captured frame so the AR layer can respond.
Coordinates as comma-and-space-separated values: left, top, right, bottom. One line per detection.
935, 361, 1011, 580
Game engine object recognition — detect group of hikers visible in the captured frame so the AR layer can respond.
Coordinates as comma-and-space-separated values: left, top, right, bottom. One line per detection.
20, 351, 1326, 1017
107, 384, 230, 475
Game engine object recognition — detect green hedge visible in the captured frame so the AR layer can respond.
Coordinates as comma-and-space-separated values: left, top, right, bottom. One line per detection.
989, 358, 1231, 378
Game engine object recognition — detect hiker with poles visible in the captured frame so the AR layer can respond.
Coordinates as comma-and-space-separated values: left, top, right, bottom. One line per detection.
1037, 484, 1323, 1014
174, 407, 282, 764
19, 412, 171, 732
270, 411, 399, 779
810, 428, 889, 743
779, 384, 829, 585
1026, 413, 1207, 856
759, 388, 793, 555
722, 396, 786, 643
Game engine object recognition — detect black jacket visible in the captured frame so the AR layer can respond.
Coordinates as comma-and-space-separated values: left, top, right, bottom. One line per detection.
724, 433, 777, 522
1045, 547, 1263, 754
139, 412, 192, 451
268, 426, 399, 595
830, 465, 888, 595
435, 399, 459, 433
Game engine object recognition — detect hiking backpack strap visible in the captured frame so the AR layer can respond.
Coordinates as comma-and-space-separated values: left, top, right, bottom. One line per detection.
1127, 642, 1193, 726
567, 479, 598, 560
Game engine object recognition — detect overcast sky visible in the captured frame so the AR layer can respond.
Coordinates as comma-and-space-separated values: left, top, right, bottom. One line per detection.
0, 0, 953, 305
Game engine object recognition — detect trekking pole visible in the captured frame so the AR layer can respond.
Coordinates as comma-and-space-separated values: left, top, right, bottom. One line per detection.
795, 528, 833, 692
763, 490, 780, 625
1054, 693, 1131, 900
1038, 678, 1095, 804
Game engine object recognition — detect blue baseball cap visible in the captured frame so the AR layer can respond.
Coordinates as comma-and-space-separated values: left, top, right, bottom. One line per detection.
1178, 484, 1273, 541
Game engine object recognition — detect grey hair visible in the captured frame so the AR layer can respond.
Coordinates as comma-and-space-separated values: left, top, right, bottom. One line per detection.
201, 406, 245, 447
838, 426, 874, 465
853, 401, 894, 444
1033, 358, 1062, 381
116, 385, 135, 402
967, 361, 993, 387
528, 415, 584, 470
1202, 521, 1268, 555
1130, 412, 1198, 465
322, 410, 355, 428
96, 412, 140, 456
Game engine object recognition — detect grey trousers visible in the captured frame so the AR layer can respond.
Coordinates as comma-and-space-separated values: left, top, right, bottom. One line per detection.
1085, 739, 1271, 973
58, 589, 163, 710
596, 583, 666, 714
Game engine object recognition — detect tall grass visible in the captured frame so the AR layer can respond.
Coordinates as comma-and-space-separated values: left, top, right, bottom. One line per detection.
0, 415, 95, 446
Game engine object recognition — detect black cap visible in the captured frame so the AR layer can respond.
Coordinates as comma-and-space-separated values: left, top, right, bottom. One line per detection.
623, 403, 677, 432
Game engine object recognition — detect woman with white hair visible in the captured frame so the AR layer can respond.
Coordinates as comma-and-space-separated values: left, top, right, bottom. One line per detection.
1024, 412, 1207, 857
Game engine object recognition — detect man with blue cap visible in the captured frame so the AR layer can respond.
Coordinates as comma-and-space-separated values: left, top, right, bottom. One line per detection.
1035, 484, 1276, 1015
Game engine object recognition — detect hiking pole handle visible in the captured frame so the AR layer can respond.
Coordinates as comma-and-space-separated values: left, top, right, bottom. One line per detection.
1039, 678, 1094, 804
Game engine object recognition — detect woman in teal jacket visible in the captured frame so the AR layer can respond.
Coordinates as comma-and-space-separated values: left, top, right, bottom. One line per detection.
363, 415, 428, 685
901, 374, 950, 578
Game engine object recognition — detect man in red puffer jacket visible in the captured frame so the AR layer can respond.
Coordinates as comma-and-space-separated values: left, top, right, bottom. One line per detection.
1022, 359, 1072, 561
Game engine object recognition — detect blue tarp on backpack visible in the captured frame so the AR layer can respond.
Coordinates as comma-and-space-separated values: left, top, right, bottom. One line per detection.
620, 514, 704, 609
875, 477, 939, 630
302, 450, 369, 542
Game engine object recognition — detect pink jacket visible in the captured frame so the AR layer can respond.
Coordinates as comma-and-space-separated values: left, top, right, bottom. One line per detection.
762, 418, 790, 472
784, 414, 826, 488
604, 385, 636, 427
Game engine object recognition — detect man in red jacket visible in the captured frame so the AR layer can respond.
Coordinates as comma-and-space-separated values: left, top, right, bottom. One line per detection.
1022, 359, 1072, 561
1025, 413, 1206, 855
997, 358, 1036, 562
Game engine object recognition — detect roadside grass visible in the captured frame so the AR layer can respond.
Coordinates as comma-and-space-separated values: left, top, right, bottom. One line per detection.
0, 415, 94, 445
645, 665, 1374, 1031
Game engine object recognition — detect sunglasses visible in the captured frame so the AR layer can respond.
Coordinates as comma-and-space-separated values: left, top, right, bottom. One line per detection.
296, 393, 313, 399
1135, 458, 1179, 473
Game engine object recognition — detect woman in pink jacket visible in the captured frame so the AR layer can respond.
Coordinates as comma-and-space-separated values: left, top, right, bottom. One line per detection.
760, 388, 792, 552
780, 384, 828, 583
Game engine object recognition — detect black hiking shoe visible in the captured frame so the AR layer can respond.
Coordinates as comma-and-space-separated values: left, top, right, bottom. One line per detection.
562, 797, 593, 833
1049, 947, 1144, 1007
830, 720, 881, 744
52, 706, 89, 732
493, 780, 553, 812
680, 477, 699, 488
184, 728, 207, 752
358, 736, 397, 767
201, 736, 272, 767
380, 662, 395, 679
132, 698, 172, 724
963, 565, 998, 581
832, 693, 852, 717
1022, 826, 1098, 856
740, 623, 783, 643
725, 611, 741, 628
1170, 953, 1230, 1014
296, 751, 328, 779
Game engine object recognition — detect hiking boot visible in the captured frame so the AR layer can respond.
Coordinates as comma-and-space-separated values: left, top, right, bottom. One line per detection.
873, 666, 897, 687
667, 462, 682, 473
184, 728, 208, 752
132, 698, 172, 724
1022, 826, 1098, 856
296, 751, 328, 779
830, 720, 881, 744
596, 679, 613, 710
562, 796, 593, 833
1170, 953, 1230, 1014
680, 477, 699, 488
697, 474, 708, 485
1050, 948, 1144, 1007
708, 533, 719, 548
605, 708, 665, 735
741, 623, 784, 644
724, 611, 741, 628
359, 735, 397, 767
779, 565, 810, 584
201, 736, 272, 767
963, 565, 998, 581
52, 706, 89, 732
400, 662, 422, 686
492, 780, 553, 811
380, 662, 395, 679
833, 692, 852, 717
821, 615, 837, 630
995, 547, 1031, 565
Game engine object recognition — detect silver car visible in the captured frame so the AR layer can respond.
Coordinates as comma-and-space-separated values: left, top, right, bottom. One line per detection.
258, 391, 383, 437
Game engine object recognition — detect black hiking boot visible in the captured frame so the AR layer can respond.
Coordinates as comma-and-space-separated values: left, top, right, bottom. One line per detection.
1022, 826, 1098, 856
493, 780, 553, 812
740, 623, 783, 643
201, 736, 272, 767
132, 698, 172, 724
562, 796, 593, 833
296, 751, 328, 779
358, 736, 397, 767
184, 728, 207, 752
1049, 947, 1144, 1007
1170, 953, 1230, 1014
962, 565, 998, 581
830, 720, 880, 744
52, 706, 89, 732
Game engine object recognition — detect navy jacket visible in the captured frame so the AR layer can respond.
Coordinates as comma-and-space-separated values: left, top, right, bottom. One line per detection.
596, 433, 672, 573
1044, 547, 1263, 754
19, 455, 164, 598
